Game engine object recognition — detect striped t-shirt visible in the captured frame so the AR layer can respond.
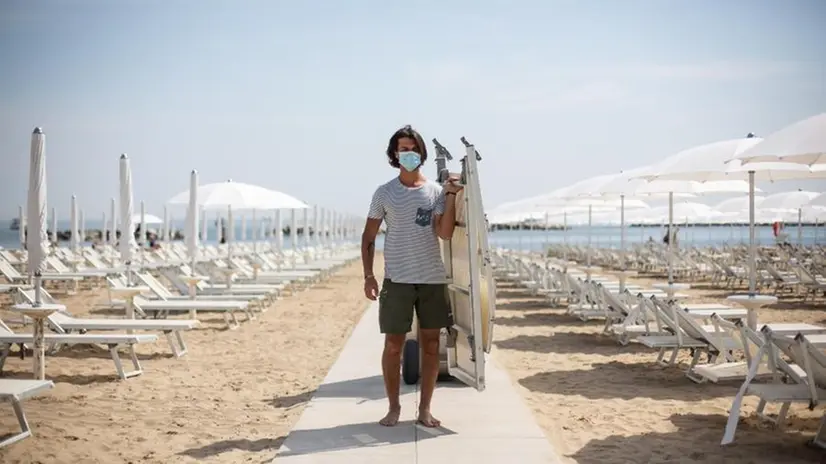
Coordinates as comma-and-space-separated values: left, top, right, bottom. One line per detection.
368, 177, 447, 284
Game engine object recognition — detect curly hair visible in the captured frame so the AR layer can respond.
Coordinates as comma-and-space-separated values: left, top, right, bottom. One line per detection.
385, 125, 428, 168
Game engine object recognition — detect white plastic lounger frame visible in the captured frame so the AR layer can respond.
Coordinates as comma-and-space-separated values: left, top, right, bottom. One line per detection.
131, 297, 249, 330
722, 329, 826, 447
14, 287, 195, 358
0, 322, 156, 381
0, 379, 54, 448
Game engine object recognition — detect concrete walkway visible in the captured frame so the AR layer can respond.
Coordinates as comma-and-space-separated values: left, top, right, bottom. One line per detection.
273, 302, 563, 463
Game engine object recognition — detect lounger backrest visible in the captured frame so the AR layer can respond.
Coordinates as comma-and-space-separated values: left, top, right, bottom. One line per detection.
85, 254, 109, 270
135, 273, 173, 299
0, 318, 15, 335
761, 329, 805, 381
711, 314, 760, 366
649, 297, 694, 345
0, 250, 21, 265
791, 264, 818, 284
600, 286, 630, 316
796, 334, 826, 391
673, 306, 737, 355
159, 268, 189, 294
0, 258, 22, 280
46, 256, 70, 272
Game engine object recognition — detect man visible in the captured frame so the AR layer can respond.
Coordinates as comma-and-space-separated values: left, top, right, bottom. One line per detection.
361, 125, 462, 428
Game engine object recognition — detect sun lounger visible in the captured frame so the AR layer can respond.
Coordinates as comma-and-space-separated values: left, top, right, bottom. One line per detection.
132, 296, 251, 330
14, 288, 198, 357
722, 329, 826, 448
693, 315, 824, 384
160, 268, 281, 300
48, 312, 196, 357
0, 379, 54, 447
135, 272, 268, 308
0, 321, 157, 380
0, 258, 82, 284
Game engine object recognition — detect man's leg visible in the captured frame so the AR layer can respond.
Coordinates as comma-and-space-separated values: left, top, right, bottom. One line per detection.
417, 328, 441, 427
381, 333, 405, 426
415, 284, 452, 427
378, 280, 415, 426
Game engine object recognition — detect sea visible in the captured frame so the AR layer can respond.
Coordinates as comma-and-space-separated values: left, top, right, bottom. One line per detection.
0, 219, 822, 252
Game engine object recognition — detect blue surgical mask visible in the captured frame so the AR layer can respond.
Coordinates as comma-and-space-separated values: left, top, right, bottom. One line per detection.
398, 151, 421, 172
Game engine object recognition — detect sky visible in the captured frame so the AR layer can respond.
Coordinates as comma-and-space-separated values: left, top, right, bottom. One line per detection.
1, 0, 825, 222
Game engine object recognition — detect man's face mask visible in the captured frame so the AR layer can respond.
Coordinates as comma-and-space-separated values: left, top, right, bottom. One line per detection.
398, 150, 421, 172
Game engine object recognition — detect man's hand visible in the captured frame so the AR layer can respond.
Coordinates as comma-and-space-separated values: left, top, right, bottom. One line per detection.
364, 276, 379, 300
443, 175, 464, 195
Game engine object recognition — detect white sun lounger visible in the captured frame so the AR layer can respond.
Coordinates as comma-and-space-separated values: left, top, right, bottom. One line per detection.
0, 379, 54, 448
0, 321, 157, 380
48, 312, 196, 358
723, 330, 826, 448
14, 288, 198, 358
692, 315, 821, 384
132, 296, 251, 330
0, 258, 82, 284
135, 272, 268, 307
160, 268, 281, 301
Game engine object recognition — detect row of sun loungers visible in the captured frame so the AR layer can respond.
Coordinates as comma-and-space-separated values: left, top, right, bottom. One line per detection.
0, 238, 361, 447
494, 243, 826, 449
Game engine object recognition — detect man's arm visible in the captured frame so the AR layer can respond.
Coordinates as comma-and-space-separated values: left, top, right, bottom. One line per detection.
361, 218, 382, 277
434, 192, 457, 240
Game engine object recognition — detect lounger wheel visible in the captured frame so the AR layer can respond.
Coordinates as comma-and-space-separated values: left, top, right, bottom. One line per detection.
402, 339, 420, 385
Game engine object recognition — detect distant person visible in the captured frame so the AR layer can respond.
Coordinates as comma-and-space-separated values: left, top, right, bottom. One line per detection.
361, 125, 462, 428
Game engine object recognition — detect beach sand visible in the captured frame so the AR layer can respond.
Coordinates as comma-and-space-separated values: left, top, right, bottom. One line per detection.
491, 271, 826, 463
0, 255, 378, 463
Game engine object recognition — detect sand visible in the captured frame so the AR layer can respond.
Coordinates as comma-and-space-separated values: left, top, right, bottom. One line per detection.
491, 269, 826, 464
0, 255, 379, 463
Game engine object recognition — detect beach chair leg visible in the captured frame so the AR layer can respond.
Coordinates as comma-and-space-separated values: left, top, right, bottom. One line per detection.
685, 349, 706, 383
0, 397, 33, 448
164, 330, 187, 358
810, 415, 826, 449
776, 402, 792, 429
223, 312, 240, 330
0, 344, 10, 374
108, 344, 143, 380
656, 348, 671, 365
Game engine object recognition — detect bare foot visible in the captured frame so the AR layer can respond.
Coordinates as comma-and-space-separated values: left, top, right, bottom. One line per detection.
379, 408, 401, 427
417, 409, 441, 428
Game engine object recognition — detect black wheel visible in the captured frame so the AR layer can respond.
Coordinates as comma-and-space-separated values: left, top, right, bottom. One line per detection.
402, 339, 420, 385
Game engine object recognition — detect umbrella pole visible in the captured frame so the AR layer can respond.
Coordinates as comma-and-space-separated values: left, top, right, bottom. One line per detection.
586, 205, 592, 268
32, 272, 45, 380
798, 208, 803, 245
544, 212, 549, 257
665, 192, 675, 285
620, 195, 626, 270
748, 171, 756, 295
563, 212, 568, 263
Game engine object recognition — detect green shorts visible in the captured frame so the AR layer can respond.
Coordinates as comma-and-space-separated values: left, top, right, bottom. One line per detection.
378, 279, 452, 334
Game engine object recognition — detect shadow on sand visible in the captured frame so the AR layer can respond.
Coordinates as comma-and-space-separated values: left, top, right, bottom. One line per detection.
518, 361, 741, 401
568, 412, 823, 464
495, 332, 653, 356
495, 312, 600, 327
